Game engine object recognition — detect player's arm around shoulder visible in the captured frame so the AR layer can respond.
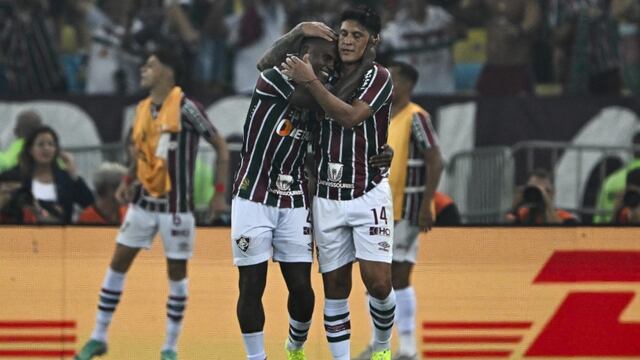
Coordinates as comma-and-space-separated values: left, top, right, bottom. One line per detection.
281, 56, 385, 128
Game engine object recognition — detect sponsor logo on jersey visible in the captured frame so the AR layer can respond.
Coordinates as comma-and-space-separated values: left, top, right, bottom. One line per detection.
276, 119, 312, 141
328, 162, 344, 182
276, 174, 293, 191
276, 119, 294, 136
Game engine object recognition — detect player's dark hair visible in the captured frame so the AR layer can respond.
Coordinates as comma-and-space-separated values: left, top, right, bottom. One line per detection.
388, 61, 419, 86
149, 43, 185, 86
299, 37, 334, 55
340, 5, 381, 35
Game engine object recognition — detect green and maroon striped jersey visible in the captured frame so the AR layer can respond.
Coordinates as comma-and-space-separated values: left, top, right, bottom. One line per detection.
315, 63, 393, 200
232, 67, 315, 208
132, 96, 218, 213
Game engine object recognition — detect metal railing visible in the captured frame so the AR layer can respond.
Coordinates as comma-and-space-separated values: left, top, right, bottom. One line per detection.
443, 147, 514, 224
511, 141, 633, 221
65, 141, 633, 224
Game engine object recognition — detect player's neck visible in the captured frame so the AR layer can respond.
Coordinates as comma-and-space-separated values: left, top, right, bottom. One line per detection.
391, 97, 410, 118
341, 62, 359, 76
150, 82, 174, 105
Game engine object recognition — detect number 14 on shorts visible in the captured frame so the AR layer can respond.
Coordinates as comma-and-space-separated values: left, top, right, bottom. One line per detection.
370, 207, 388, 225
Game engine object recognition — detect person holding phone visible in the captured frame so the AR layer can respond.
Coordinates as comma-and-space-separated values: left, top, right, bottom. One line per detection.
0, 125, 94, 224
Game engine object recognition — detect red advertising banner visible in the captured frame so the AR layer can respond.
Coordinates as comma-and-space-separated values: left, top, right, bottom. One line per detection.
0, 227, 638, 359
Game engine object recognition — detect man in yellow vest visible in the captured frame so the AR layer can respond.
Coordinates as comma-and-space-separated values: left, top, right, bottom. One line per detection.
75, 45, 229, 360
357, 61, 444, 360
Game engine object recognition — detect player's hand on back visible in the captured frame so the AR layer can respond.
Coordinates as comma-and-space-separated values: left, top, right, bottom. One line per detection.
368, 144, 394, 169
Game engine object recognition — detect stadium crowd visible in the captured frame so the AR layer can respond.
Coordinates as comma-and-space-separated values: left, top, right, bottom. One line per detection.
1, 0, 639, 96
1, 0, 639, 227
0, 3, 638, 360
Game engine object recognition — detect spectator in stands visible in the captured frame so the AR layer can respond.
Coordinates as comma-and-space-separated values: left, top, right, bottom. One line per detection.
612, 0, 640, 95
458, 0, 540, 96
381, 0, 458, 95
434, 191, 461, 225
0, 126, 94, 224
287, 0, 343, 29
225, 0, 287, 93
0, 0, 67, 94
550, 0, 621, 95
506, 168, 578, 225
83, 0, 141, 94
612, 168, 640, 224
51, 0, 90, 93
190, 0, 231, 92
76, 162, 128, 225
0, 110, 43, 172
594, 132, 640, 223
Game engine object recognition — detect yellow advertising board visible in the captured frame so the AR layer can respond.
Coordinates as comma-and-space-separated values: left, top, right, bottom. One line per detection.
0, 227, 639, 359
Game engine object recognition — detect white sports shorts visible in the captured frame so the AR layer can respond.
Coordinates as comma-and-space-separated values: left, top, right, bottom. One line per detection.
231, 197, 313, 266
116, 204, 195, 260
392, 219, 420, 263
313, 179, 394, 273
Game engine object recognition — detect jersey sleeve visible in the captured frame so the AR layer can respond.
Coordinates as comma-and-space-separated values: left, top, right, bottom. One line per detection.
353, 64, 393, 113
255, 67, 296, 99
410, 110, 439, 152
181, 98, 219, 139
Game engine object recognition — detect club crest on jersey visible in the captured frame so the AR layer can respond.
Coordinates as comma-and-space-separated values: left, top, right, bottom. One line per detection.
328, 162, 344, 182
276, 174, 293, 191
235, 236, 250, 252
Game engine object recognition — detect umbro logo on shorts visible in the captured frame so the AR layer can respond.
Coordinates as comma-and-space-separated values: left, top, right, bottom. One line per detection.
377, 241, 391, 252
235, 236, 250, 252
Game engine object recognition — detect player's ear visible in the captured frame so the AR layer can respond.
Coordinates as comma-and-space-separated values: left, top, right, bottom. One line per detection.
371, 34, 380, 46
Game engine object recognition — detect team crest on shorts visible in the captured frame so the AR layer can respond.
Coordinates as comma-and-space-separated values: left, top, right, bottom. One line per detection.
328, 162, 344, 182
235, 236, 250, 252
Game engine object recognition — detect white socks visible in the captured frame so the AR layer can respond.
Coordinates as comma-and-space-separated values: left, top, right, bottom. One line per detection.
369, 290, 396, 352
324, 298, 351, 360
90, 268, 126, 342
395, 287, 416, 355
287, 317, 311, 350
162, 278, 188, 352
242, 331, 266, 360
